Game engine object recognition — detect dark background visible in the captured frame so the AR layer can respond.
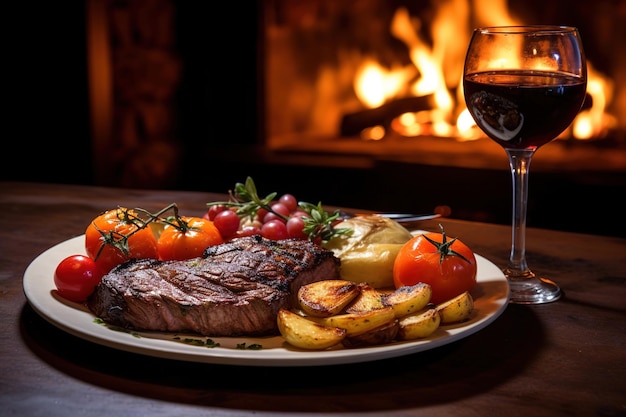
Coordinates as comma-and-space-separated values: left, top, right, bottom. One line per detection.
5, 2, 93, 184
4, 2, 261, 186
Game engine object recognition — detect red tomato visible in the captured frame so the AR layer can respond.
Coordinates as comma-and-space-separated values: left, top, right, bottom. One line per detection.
85, 208, 159, 273
279, 194, 298, 212
256, 207, 269, 222
269, 202, 291, 218
54, 255, 104, 302
205, 204, 226, 221
234, 225, 262, 238
286, 216, 307, 239
157, 216, 224, 260
393, 227, 477, 304
213, 209, 241, 239
261, 219, 289, 240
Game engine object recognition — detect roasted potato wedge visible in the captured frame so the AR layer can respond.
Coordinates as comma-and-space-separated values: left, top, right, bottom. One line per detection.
384, 282, 432, 318
436, 291, 474, 324
298, 280, 360, 317
343, 319, 399, 348
277, 309, 346, 350
397, 307, 441, 340
345, 283, 386, 313
312, 306, 396, 336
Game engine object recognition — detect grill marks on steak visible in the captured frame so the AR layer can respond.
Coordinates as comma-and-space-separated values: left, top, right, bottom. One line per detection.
87, 235, 340, 337
201, 236, 336, 294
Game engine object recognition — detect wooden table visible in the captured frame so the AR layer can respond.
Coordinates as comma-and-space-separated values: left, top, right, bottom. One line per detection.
1, 181, 624, 417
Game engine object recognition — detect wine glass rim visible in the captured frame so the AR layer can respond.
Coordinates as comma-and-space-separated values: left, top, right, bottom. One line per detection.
476, 25, 578, 34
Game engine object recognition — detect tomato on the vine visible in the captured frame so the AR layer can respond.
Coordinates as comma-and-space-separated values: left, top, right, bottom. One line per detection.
54, 255, 104, 302
85, 208, 159, 273
157, 216, 223, 261
393, 226, 477, 304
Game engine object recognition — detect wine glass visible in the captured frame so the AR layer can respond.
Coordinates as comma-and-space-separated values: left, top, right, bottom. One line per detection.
463, 26, 587, 304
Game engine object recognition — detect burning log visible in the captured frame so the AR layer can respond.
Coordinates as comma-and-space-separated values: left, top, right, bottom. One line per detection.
339, 96, 434, 137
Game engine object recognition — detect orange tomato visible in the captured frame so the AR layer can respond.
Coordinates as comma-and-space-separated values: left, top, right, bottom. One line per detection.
393, 227, 477, 304
157, 216, 223, 261
85, 207, 159, 273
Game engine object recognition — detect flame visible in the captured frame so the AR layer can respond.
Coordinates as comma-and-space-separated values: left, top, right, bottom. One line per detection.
351, 0, 614, 142
571, 62, 616, 139
390, 6, 456, 135
353, 59, 414, 108
473, 0, 521, 27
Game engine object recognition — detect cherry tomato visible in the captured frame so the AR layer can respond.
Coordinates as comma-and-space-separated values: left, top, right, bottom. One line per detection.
261, 219, 289, 240
213, 209, 240, 239
54, 255, 104, 302
157, 216, 224, 260
205, 204, 227, 221
279, 194, 298, 212
235, 225, 262, 238
263, 202, 290, 224
291, 210, 309, 220
256, 207, 269, 221
393, 227, 477, 304
286, 216, 307, 239
85, 208, 159, 273
271, 202, 291, 217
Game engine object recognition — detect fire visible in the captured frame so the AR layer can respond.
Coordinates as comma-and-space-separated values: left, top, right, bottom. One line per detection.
352, 1, 614, 142
571, 62, 616, 139
353, 59, 413, 108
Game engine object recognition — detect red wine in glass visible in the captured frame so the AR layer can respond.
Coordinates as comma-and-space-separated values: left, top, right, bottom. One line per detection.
464, 70, 587, 150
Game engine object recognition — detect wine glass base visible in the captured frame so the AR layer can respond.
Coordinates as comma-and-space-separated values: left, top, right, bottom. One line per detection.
505, 274, 562, 305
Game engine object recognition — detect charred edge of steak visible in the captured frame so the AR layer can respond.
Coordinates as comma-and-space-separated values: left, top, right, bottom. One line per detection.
87, 236, 340, 337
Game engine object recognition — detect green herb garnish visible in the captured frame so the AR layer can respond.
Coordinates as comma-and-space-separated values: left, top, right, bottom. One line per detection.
207, 177, 352, 243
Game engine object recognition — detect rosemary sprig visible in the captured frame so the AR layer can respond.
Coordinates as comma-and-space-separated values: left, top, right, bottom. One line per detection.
212, 176, 279, 222
207, 177, 352, 243
298, 201, 352, 243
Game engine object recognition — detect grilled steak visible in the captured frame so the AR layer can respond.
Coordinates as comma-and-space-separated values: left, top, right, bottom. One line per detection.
87, 235, 340, 336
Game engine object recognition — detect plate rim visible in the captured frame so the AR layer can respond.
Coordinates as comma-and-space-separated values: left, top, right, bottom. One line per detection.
23, 235, 510, 367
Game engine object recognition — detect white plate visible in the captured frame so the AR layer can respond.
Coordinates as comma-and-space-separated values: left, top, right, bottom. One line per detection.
23, 235, 510, 367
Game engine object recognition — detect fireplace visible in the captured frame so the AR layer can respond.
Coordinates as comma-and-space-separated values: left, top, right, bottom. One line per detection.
262, 0, 625, 157
87, 0, 626, 237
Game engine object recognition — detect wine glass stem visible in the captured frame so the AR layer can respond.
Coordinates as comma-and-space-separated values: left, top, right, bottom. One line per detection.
505, 149, 535, 279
